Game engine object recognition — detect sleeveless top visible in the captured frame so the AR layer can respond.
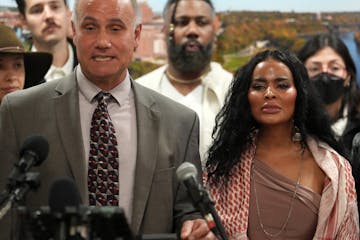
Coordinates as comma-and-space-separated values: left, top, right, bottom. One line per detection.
248, 157, 321, 239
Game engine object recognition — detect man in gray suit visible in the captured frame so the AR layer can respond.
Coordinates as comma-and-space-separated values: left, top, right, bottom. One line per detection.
0, 0, 216, 239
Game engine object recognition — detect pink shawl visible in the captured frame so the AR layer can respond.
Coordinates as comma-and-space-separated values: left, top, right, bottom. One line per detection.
204, 136, 359, 239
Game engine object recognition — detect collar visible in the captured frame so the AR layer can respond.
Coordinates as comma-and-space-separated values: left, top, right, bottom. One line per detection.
33, 43, 74, 81
161, 62, 230, 102
76, 65, 132, 106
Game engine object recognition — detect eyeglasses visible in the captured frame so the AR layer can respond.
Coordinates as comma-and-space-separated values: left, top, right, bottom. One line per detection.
305, 62, 347, 77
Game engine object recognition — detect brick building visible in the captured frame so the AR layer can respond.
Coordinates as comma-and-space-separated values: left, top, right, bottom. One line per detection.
134, 1, 167, 63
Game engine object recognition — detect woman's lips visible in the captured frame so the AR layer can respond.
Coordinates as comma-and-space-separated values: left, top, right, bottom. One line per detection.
261, 105, 281, 113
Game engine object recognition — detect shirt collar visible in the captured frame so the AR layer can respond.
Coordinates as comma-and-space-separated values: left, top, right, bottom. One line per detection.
76, 65, 132, 106
33, 43, 75, 81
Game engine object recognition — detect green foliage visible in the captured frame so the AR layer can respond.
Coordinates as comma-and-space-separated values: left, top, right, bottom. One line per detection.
131, 11, 360, 75
223, 55, 251, 73
215, 11, 359, 55
129, 60, 162, 79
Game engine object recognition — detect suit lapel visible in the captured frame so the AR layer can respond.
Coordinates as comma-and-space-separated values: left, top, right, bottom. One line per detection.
131, 82, 160, 233
53, 73, 87, 204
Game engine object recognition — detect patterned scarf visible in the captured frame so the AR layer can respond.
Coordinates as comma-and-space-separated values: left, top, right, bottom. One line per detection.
204, 136, 359, 239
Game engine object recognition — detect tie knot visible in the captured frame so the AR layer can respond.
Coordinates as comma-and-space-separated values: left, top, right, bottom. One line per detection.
95, 92, 112, 105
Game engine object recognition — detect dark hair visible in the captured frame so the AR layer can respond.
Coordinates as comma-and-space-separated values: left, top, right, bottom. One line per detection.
206, 49, 344, 183
16, 0, 68, 16
163, 0, 214, 19
298, 33, 360, 120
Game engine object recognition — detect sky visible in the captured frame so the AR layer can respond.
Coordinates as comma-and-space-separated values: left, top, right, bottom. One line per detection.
1, 0, 359, 13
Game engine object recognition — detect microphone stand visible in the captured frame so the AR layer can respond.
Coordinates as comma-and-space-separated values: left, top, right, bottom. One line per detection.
0, 172, 40, 220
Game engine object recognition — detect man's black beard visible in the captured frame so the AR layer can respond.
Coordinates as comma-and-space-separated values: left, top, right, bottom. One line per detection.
168, 39, 213, 74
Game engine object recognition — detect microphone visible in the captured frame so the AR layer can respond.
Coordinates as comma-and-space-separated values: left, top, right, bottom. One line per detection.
8, 135, 49, 188
48, 177, 84, 240
176, 162, 228, 240
0, 135, 49, 222
48, 177, 81, 213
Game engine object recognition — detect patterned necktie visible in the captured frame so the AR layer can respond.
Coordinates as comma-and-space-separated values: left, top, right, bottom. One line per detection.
88, 92, 119, 206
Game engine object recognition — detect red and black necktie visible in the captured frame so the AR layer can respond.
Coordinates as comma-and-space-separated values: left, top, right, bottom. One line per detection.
88, 92, 119, 206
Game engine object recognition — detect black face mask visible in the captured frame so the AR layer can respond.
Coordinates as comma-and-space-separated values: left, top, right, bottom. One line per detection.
310, 72, 347, 104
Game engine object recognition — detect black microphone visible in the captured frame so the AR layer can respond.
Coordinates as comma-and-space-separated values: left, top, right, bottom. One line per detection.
0, 135, 49, 222
48, 177, 81, 213
48, 177, 84, 240
176, 162, 228, 240
8, 135, 49, 184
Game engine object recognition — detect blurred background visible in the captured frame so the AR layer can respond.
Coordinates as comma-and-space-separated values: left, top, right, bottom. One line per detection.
1, 0, 359, 81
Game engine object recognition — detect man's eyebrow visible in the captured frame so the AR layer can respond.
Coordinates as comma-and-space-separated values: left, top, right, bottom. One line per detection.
82, 16, 126, 25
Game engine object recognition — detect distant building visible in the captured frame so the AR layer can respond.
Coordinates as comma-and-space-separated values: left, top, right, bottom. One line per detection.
135, 1, 221, 63
134, 1, 167, 63
0, 1, 220, 63
0, 7, 22, 28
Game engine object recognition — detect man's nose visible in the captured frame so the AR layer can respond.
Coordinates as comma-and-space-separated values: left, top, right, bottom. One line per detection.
96, 30, 112, 49
186, 21, 200, 37
43, 5, 54, 19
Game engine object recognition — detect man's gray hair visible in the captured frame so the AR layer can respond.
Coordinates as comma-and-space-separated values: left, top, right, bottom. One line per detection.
72, 0, 142, 28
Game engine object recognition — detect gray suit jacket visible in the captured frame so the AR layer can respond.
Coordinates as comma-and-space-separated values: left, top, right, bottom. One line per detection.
0, 72, 202, 239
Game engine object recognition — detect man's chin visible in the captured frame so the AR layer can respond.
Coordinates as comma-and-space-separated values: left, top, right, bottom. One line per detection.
38, 35, 65, 46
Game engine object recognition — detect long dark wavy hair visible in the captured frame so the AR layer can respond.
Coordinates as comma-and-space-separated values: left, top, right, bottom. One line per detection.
297, 33, 360, 120
206, 49, 344, 184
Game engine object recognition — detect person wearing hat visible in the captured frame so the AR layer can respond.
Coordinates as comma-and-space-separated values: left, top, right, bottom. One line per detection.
0, 24, 52, 102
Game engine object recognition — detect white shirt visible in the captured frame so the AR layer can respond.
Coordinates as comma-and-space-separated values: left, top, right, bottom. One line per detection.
160, 77, 204, 125
32, 43, 74, 81
136, 62, 233, 166
77, 66, 137, 222
332, 105, 349, 140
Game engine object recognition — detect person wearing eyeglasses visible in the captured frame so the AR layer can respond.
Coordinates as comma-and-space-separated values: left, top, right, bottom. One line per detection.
298, 33, 360, 158
298, 33, 360, 219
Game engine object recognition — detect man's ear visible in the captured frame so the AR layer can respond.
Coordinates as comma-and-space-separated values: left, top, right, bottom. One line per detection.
19, 14, 27, 27
134, 24, 142, 51
213, 15, 220, 36
71, 21, 77, 46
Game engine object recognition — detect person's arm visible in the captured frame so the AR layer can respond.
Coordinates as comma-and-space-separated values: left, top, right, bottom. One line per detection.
180, 219, 216, 239
351, 132, 360, 213
335, 190, 359, 239
335, 155, 359, 239
0, 95, 22, 240
173, 113, 202, 228
173, 113, 216, 239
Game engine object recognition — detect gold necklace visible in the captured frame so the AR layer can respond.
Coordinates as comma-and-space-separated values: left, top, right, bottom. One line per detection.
251, 146, 305, 238
165, 67, 210, 84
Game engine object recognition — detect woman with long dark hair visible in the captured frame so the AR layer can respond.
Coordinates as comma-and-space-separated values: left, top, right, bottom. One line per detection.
298, 33, 360, 220
298, 33, 360, 157
204, 49, 358, 239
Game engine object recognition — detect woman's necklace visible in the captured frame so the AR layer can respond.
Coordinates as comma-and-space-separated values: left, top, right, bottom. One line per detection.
165, 67, 210, 84
251, 146, 305, 238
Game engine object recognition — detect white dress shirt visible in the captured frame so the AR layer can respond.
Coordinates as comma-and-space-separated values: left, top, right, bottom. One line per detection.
76, 66, 137, 222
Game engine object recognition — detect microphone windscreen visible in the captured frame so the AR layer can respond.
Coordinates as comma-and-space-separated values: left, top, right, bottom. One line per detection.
48, 177, 81, 213
20, 135, 49, 166
176, 162, 198, 182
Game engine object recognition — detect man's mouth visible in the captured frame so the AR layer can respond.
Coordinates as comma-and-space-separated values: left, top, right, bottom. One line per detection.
43, 24, 59, 33
184, 41, 201, 52
93, 56, 113, 62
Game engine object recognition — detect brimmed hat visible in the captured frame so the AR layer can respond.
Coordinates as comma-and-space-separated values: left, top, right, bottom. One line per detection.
0, 24, 52, 88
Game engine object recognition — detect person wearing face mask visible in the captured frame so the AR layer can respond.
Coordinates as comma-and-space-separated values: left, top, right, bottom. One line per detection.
298, 33, 360, 158
298, 34, 360, 217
